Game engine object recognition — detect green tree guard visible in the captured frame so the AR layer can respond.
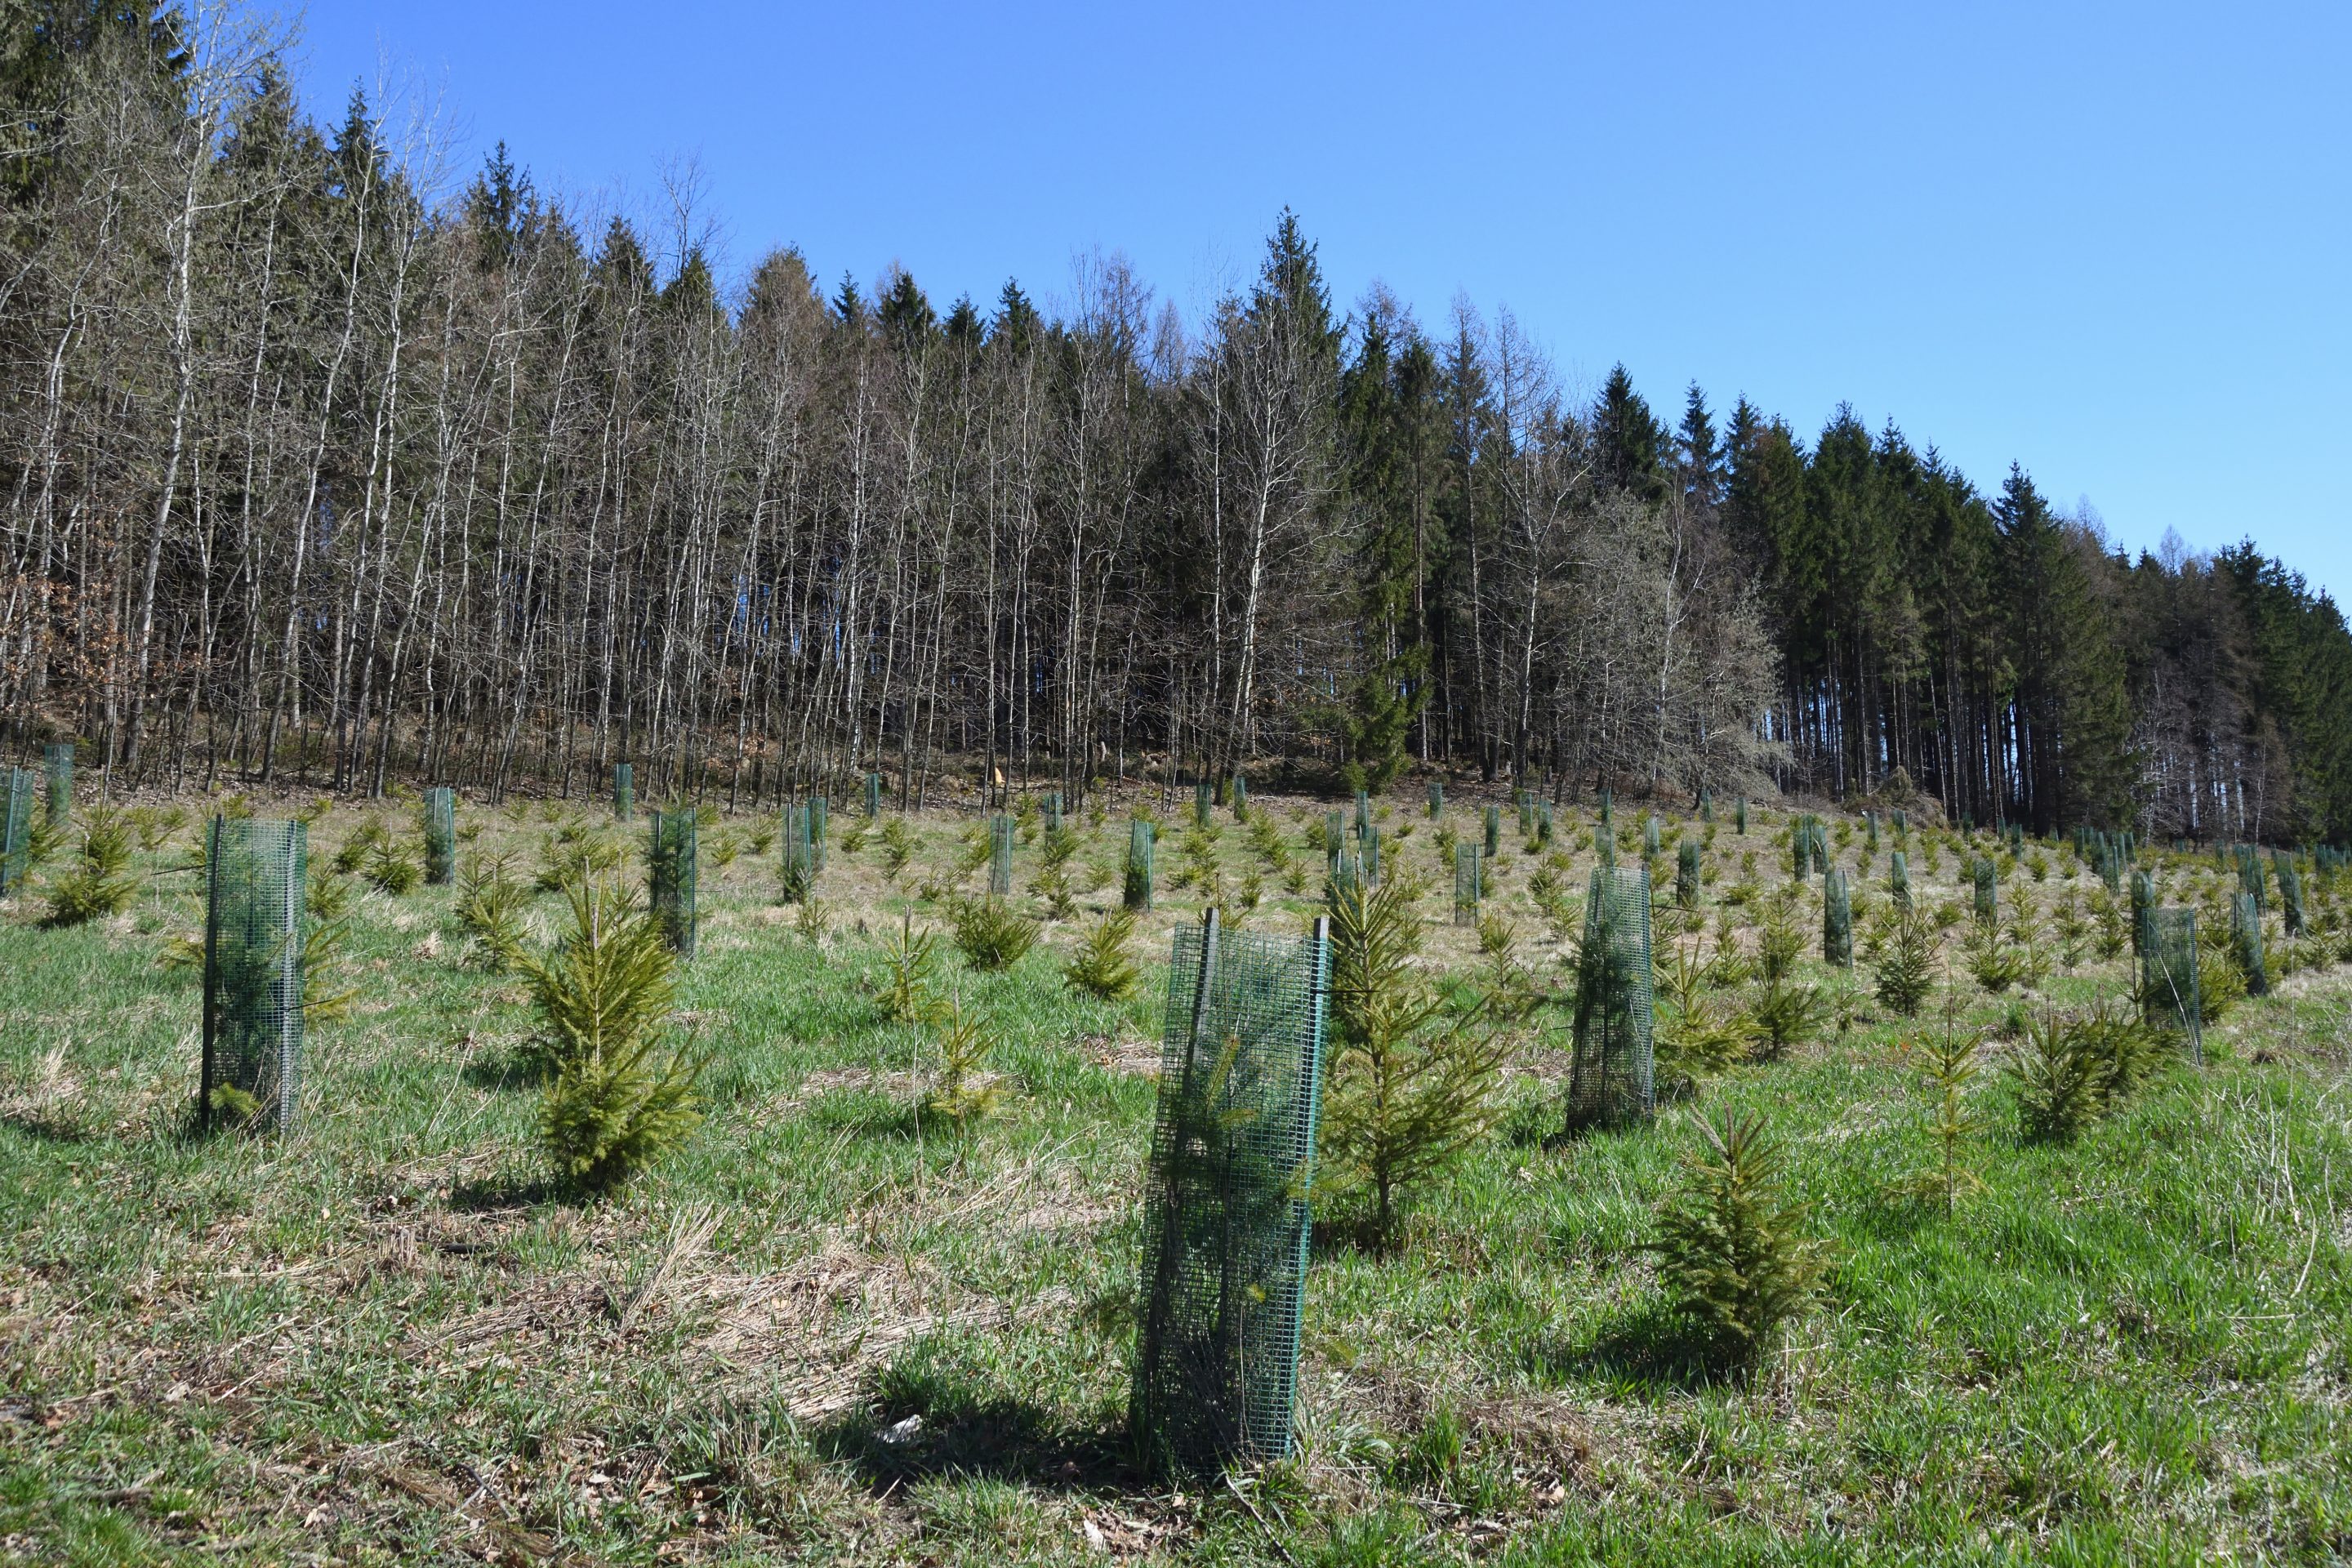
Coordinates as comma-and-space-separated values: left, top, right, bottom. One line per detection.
1824, 866, 1853, 967
648, 810, 697, 958
1482, 805, 1500, 858
1324, 811, 1343, 875
1735, 798, 1748, 835
781, 804, 817, 901
0, 768, 33, 897
1644, 814, 1661, 859
199, 817, 306, 1134
613, 762, 635, 822
1125, 820, 1156, 911
990, 813, 1014, 897
1362, 825, 1381, 886
42, 742, 73, 827
1232, 774, 1248, 818
1428, 779, 1443, 817
866, 771, 883, 816
1891, 808, 1906, 835
1973, 857, 1997, 921
1566, 866, 1655, 1133
1598, 789, 1614, 828
1699, 787, 1713, 823
2129, 869, 2155, 956
1354, 790, 1370, 836
1676, 840, 1701, 910
1864, 810, 1879, 850
1518, 791, 1535, 838
1196, 779, 1212, 827
1890, 850, 1911, 909
1538, 800, 1553, 844
422, 787, 457, 886
1454, 844, 1481, 926
2275, 855, 2305, 937
2232, 893, 2268, 996
2140, 907, 2203, 1063
1044, 791, 1062, 833
1129, 910, 1331, 1477
811, 796, 829, 870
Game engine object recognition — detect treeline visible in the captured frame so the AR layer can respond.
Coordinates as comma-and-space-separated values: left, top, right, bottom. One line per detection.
2, 7, 2347, 842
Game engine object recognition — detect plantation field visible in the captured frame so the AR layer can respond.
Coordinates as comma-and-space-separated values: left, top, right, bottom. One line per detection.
3, 786, 2350, 1566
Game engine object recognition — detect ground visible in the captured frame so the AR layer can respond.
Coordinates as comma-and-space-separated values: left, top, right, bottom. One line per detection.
2, 784, 2349, 1566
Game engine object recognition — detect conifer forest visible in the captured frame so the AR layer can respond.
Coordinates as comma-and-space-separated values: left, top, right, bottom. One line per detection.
4, 7, 2349, 843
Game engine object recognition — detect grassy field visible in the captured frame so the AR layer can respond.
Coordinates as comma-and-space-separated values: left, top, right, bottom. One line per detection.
2, 785, 2350, 1566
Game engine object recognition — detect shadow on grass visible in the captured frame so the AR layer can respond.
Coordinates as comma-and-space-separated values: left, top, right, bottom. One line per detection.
1538, 1302, 1731, 1396
815, 1355, 1143, 1494
1, 1108, 92, 1144
449, 1170, 564, 1212
460, 1049, 549, 1092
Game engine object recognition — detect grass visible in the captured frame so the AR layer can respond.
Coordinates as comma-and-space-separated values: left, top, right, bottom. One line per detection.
1, 790, 2350, 1564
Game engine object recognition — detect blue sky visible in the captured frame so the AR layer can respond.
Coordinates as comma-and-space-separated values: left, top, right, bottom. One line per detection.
288, 1, 2350, 602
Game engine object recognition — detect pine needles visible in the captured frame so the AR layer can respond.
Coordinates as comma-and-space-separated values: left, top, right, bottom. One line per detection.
1650, 1109, 1832, 1379
951, 894, 1038, 971
42, 803, 135, 927
519, 878, 703, 1195
1065, 906, 1141, 1001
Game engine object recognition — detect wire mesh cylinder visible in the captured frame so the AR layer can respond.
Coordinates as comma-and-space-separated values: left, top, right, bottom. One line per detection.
42, 742, 73, 826
1889, 849, 1911, 909
781, 804, 816, 900
1324, 810, 1343, 874
1538, 801, 1552, 844
1482, 805, 1499, 858
1362, 825, 1380, 886
1567, 866, 1655, 1133
0, 768, 33, 897
2276, 856, 2305, 937
648, 810, 697, 958
1126, 820, 1156, 911
200, 817, 306, 1134
1645, 815, 1662, 860
866, 771, 883, 816
1676, 840, 1701, 910
1598, 788, 1613, 827
421, 787, 457, 886
1864, 810, 1878, 850
1232, 775, 1247, 819
1891, 808, 1906, 835
614, 762, 635, 822
810, 796, 829, 870
989, 813, 1014, 897
1824, 866, 1853, 967
1428, 779, 1443, 817
1454, 844, 1481, 925
1196, 779, 1212, 827
1972, 857, 1997, 921
1735, 798, 1747, 835
1518, 791, 1535, 838
1699, 787, 1713, 823
1045, 791, 1062, 834
1130, 910, 1330, 1477
2232, 892, 2267, 996
1354, 790, 1370, 838
2128, 869, 2154, 956
2140, 906, 2203, 1062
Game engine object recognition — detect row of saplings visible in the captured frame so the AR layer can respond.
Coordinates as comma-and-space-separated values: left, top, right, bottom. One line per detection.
33, 784, 2310, 1399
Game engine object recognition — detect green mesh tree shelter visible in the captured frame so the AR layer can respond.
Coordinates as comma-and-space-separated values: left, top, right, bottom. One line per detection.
1972, 858, 1997, 921
1890, 850, 1911, 908
1045, 792, 1063, 833
2129, 870, 2155, 956
1865, 810, 1879, 850
1126, 820, 1156, 911
781, 804, 817, 899
1891, 808, 1907, 834
1196, 780, 1213, 827
199, 817, 306, 1134
0, 768, 33, 897
421, 787, 457, 886
1537, 801, 1552, 843
1428, 779, 1443, 817
1232, 775, 1248, 818
649, 811, 698, 958
1824, 866, 1854, 967
1676, 840, 1701, 910
1454, 844, 1481, 926
2275, 856, 2305, 936
1331, 849, 1361, 895
1518, 791, 1535, 838
1644, 815, 1661, 858
1567, 866, 1655, 1133
866, 771, 883, 816
1130, 909, 1331, 1477
989, 813, 1014, 897
1699, 787, 1713, 822
811, 797, 829, 869
2100, 845, 2122, 893
2241, 855, 2267, 915
1598, 788, 1614, 827
1354, 791, 1371, 837
1811, 821, 1829, 875
1735, 797, 1747, 834
43, 742, 72, 826
1789, 822, 1810, 880
1482, 805, 1500, 857
613, 762, 635, 822
2232, 893, 2268, 996
1362, 825, 1381, 885
2140, 907, 2203, 1063
1594, 824, 1616, 869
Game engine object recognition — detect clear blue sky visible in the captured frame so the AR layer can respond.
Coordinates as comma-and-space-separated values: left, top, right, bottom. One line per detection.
287, 0, 2350, 604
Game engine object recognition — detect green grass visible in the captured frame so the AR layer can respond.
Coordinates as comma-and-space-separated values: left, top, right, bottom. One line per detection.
1, 795, 2349, 1564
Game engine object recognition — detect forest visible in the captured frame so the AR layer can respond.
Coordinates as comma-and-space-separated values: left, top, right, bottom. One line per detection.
4, 4, 2350, 844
